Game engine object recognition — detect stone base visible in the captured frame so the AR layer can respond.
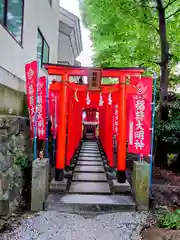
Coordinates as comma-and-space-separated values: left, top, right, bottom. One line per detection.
0, 218, 6, 231
107, 171, 116, 180
64, 171, 73, 179
104, 164, 110, 171
71, 159, 77, 164
102, 158, 108, 164
49, 178, 68, 192
31, 158, 49, 212
69, 164, 75, 171
0, 200, 9, 216
132, 161, 150, 211
112, 180, 131, 193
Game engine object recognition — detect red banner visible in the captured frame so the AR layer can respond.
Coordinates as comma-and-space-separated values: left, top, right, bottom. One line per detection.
127, 77, 152, 156
49, 90, 55, 135
113, 104, 118, 138
49, 90, 58, 138
37, 76, 46, 140
25, 60, 38, 137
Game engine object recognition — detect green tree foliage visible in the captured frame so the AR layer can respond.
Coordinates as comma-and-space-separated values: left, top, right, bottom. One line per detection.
80, 0, 180, 71
80, 0, 180, 118
80, 0, 180, 167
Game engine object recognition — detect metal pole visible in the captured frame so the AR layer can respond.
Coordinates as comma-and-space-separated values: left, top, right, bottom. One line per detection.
45, 75, 49, 158
149, 72, 158, 195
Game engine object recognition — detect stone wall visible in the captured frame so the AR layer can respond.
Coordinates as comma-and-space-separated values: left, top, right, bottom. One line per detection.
0, 83, 27, 116
0, 116, 32, 220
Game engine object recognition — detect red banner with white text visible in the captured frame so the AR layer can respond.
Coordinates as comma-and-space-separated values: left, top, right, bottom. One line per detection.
49, 90, 58, 138
113, 104, 119, 139
25, 60, 38, 138
127, 77, 152, 157
49, 90, 55, 135
37, 76, 46, 140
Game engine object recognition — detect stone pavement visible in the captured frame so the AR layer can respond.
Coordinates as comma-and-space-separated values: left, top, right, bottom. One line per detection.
69, 141, 111, 194
0, 211, 148, 240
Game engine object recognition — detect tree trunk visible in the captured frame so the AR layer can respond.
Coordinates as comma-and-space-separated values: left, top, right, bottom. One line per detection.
155, 0, 169, 168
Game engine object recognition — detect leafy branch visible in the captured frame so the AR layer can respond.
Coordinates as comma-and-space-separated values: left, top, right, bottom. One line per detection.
119, 5, 160, 34
166, 7, 180, 19
165, 0, 179, 9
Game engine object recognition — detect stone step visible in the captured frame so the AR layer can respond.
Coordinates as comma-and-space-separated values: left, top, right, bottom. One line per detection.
79, 153, 101, 157
78, 157, 102, 161
77, 161, 103, 166
82, 142, 98, 145
82, 143, 98, 145
45, 194, 136, 214
80, 150, 100, 153
72, 172, 107, 182
81, 147, 99, 150
69, 182, 111, 194
75, 165, 105, 173
82, 147, 98, 149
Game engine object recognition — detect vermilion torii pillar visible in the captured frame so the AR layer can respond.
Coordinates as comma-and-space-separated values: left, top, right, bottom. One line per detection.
66, 88, 73, 168
55, 74, 68, 181
117, 76, 127, 183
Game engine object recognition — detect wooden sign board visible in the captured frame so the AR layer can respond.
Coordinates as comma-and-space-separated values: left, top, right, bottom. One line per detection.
88, 68, 101, 91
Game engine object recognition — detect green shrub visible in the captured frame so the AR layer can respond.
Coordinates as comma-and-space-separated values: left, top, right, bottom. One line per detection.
14, 150, 28, 169
157, 210, 180, 229
156, 100, 180, 154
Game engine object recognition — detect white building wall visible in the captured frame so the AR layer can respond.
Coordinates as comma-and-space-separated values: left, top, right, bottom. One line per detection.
0, 0, 59, 91
58, 33, 75, 65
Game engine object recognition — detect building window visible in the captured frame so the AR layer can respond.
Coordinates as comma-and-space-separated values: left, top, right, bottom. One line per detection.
0, 0, 24, 44
48, 0, 52, 7
37, 29, 50, 65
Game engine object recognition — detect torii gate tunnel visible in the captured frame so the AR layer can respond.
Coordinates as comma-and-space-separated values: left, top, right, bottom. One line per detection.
44, 64, 144, 183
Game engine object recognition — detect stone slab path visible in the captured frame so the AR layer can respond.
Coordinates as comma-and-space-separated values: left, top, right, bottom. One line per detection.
69, 141, 111, 194
72, 172, 107, 181
0, 211, 148, 240
69, 182, 111, 194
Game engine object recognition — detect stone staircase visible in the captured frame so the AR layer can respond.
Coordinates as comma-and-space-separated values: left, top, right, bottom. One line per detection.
69, 141, 111, 194
45, 140, 136, 214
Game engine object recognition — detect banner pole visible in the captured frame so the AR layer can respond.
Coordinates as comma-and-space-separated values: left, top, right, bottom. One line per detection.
149, 72, 158, 195
33, 60, 40, 160
45, 74, 49, 158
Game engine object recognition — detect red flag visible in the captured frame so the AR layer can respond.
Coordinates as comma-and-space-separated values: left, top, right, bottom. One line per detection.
49, 90, 55, 135
127, 77, 153, 157
113, 104, 118, 139
37, 76, 46, 140
49, 90, 58, 138
54, 94, 58, 137
25, 60, 38, 138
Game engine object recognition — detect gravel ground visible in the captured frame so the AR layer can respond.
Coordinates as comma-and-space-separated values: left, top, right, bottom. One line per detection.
0, 211, 149, 240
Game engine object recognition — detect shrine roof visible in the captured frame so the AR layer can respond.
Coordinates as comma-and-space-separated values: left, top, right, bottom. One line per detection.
44, 63, 144, 78
44, 63, 144, 71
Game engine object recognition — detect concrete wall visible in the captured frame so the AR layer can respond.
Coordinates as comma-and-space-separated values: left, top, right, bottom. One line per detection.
58, 33, 75, 65
58, 7, 83, 66
0, 82, 26, 116
0, 0, 59, 88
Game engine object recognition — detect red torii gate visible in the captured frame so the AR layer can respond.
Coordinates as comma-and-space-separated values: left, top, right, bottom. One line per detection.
44, 64, 144, 183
